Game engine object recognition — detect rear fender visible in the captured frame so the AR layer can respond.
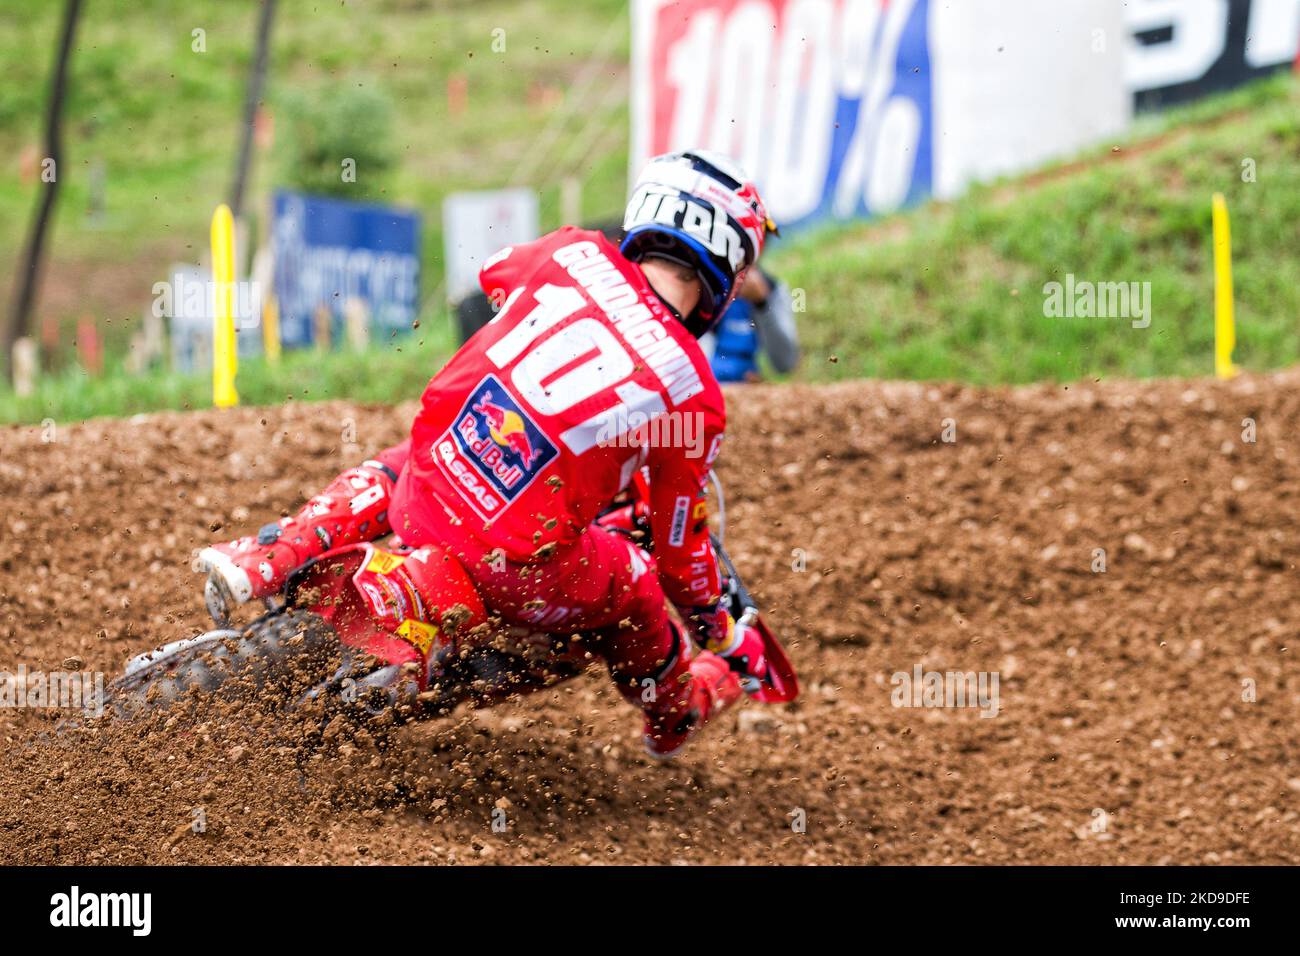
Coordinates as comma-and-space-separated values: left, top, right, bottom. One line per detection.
745, 610, 799, 704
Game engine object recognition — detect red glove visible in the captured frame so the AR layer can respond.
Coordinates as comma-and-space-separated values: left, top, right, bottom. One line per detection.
688, 604, 769, 695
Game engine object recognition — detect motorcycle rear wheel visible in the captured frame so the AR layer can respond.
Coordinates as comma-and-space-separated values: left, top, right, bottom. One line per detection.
104, 609, 339, 719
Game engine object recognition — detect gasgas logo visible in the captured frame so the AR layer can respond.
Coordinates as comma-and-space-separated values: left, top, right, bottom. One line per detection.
435, 374, 557, 521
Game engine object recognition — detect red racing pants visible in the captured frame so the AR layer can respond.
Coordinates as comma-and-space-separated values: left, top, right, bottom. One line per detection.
374, 441, 692, 715
428, 526, 686, 706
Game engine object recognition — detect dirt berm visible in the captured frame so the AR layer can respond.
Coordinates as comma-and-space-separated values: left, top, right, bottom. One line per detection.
1, 372, 1296, 864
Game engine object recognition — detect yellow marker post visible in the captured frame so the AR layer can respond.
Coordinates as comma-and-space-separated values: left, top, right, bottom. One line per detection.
210, 204, 240, 407
1211, 192, 1237, 380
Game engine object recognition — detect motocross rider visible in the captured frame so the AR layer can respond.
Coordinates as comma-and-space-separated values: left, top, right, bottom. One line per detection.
199, 150, 777, 758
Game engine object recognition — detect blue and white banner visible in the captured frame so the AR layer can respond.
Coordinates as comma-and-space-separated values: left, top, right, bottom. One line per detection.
271, 191, 421, 348
1126, 0, 1300, 112
631, 0, 1170, 232
632, 0, 935, 232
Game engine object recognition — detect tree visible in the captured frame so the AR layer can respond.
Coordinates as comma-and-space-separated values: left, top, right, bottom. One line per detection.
229, 0, 278, 219
4, 0, 83, 382
277, 81, 396, 200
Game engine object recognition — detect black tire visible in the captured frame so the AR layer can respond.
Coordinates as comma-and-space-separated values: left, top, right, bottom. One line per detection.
105, 610, 339, 719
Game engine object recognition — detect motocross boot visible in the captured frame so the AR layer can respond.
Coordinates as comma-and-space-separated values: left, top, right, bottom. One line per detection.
198, 458, 399, 622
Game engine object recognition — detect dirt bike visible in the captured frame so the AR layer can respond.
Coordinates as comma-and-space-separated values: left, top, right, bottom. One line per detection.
101, 472, 798, 734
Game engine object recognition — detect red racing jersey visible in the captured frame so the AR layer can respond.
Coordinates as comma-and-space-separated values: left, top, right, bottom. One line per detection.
389, 227, 725, 610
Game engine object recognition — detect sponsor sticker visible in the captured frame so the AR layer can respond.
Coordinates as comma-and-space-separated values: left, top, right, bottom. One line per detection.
691, 498, 709, 533
397, 618, 440, 655
366, 550, 406, 574
669, 495, 690, 547
434, 374, 558, 522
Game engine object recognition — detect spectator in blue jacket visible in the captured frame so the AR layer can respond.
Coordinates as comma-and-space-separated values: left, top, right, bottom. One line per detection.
456, 223, 799, 382
701, 267, 800, 382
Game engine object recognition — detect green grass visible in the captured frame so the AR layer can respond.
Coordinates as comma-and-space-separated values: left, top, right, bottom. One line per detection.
0, 315, 459, 425
2, 8, 1297, 423
766, 74, 1300, 385
0, 0, 631, 359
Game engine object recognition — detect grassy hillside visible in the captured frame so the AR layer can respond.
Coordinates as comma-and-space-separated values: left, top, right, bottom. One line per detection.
0, 319, 461, 426
768, 75, 1300, 384
2, 8, 1297, 425
0, 0, 631, 357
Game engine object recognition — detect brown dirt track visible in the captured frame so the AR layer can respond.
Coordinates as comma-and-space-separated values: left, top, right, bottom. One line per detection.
1, 372, 1298, 865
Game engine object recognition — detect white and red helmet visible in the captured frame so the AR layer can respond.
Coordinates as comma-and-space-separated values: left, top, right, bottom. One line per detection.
621, 149, 777, 337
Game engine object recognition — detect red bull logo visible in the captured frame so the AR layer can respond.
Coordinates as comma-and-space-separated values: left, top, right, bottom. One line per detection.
436, 375, 558, 521
473, 398, 539, 467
